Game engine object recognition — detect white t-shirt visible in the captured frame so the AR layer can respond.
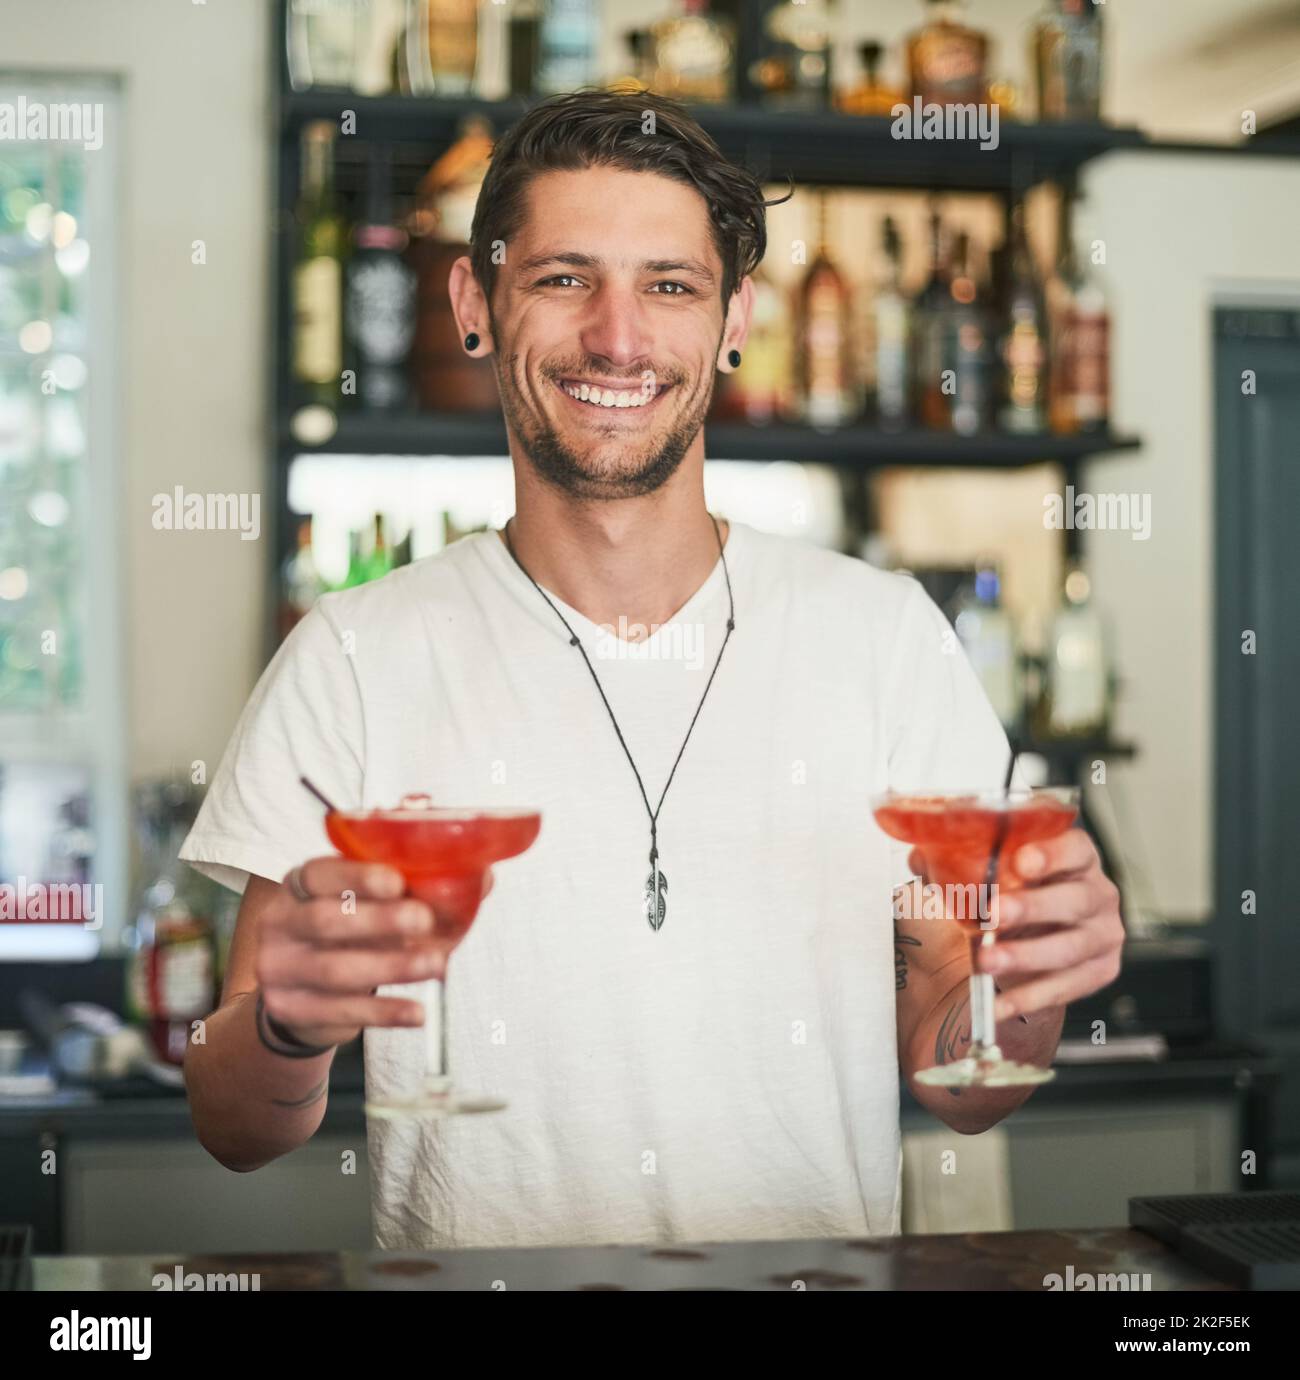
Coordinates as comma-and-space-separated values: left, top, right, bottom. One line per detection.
180, 520, 1010, 1250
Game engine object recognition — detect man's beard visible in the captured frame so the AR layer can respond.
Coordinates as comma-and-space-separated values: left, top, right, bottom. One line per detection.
495, 351, 713, 500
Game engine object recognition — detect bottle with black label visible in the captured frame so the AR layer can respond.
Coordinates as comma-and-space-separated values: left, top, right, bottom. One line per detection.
345, 148, 417, 411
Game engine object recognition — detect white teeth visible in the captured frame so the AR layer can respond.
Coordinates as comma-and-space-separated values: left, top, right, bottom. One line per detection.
561, 382, 658, 409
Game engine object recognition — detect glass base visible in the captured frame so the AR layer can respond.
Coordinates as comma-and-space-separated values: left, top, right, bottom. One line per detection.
365, 1079, 507, 1120
914, 1053, 1055, 1089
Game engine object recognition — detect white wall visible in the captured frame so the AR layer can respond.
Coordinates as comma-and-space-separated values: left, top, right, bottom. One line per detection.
1081, 152, 1300, 920
4, 0, 271, 784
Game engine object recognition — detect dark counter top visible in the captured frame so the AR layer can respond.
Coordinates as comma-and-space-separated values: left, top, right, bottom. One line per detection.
1, 1041, 1272, 1140
30, 1227, 1231, 1290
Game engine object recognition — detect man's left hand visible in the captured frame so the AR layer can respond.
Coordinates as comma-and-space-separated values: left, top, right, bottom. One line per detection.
909, 826, 1124, 1022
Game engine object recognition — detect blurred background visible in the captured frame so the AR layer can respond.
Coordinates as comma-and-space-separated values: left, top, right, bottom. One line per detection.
0, 0, 1298, 1257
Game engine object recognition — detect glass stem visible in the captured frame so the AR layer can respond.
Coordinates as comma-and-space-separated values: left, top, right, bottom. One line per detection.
968, 933, 999, 1058
434, 969, 449, 1085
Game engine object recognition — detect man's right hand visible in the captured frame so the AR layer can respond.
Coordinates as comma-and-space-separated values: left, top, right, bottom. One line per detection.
254, 857, 446, 1051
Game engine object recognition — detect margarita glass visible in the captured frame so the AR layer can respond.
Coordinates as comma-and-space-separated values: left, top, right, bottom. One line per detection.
873, 787, 1079, 1088
326, 796, 541, 1118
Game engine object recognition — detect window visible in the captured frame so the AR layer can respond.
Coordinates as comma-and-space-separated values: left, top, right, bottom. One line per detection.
0, 74, 125, 957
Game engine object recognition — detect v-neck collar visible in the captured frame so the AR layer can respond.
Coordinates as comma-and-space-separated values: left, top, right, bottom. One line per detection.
478, 519, 742, 650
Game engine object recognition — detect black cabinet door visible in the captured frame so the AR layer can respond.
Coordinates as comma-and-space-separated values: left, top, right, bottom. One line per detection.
1213, 306, 1300, 1188
0, 1130, 62, 1252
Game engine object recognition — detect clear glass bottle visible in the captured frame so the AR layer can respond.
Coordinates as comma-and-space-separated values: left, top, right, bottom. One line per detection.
870, 214, 910, 430
954, 565, 1020, 733
1035, 0, 1104, 121
286, 0, 364, 92
907, 0, 988, 106
279, 516, 324, 640
651, 0, 735, 104
406, 0, 480, 96
536, 0, 599, 95
1039, 559, 1110, 739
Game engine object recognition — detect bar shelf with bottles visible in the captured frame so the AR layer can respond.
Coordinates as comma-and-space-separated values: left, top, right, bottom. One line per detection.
280, 109, 1132, 461
273, 0, 1143, 805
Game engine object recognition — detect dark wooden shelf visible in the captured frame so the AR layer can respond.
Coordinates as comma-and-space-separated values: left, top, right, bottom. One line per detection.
279, 409, 1142, 467
278, 91, 1149, 192
1020, 737, 1138, 762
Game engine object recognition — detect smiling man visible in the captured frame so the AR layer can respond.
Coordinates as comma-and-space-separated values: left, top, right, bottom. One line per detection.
181, 91, 1123, 1251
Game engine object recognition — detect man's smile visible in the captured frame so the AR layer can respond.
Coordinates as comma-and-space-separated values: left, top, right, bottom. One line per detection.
552, 376, 674, 414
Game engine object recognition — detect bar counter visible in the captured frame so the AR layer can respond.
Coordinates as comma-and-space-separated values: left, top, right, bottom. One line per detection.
32, 1227, 1231, 1291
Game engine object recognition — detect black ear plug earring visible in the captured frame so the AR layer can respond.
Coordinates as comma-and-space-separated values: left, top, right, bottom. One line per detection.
464, 332, 480, 352
727, 349, 741, 368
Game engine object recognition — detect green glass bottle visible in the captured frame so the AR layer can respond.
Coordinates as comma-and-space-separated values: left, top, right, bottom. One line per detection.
292, 121, 347, 410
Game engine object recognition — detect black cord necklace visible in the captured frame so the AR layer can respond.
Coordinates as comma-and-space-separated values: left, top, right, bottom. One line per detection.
502, 515, 736, 931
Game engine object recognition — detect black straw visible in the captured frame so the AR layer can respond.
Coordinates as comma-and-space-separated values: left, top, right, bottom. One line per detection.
300, 776, 339, 814
984, 738, 1020, 892
1000, 734, 1019, 792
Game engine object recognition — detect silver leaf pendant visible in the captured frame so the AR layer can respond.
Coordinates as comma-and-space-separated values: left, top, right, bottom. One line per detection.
643, 866, 667, 932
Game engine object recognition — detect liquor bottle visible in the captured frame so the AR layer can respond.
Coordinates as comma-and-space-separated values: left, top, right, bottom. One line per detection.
408, 118, 499, 412
869, 215, 910, 431
1038, 559, 1109, 739
286, 0, 363, 92
1047, 190, 1110, 434
339, 527, 367, 589
405, 0, 479, 96
752, 0, 834, 111
837, 41, 905, 116
609, 30, 653, 94
711, 269, 792, 424
279, 516, 324, 639
391, 528, 414, 569
359, 514, 392, 583
1035, 0, 1104, 121
796, 194, 856, 429
292, 122, 347, 411
353, 0, 408, 95
954, 565, 1020, 733
907, 0, 988, 106
650, 1, 735, 104
912, 210, 949, 430
508, 0, 543, 97
998, 200, 1048, 433
536, 0, 599, 95
126, 783, 217, 1068
947, 231, 991, 435
345, 148, 417, 411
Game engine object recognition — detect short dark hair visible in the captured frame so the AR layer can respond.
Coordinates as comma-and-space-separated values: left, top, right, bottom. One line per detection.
470, 89, 779, 308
